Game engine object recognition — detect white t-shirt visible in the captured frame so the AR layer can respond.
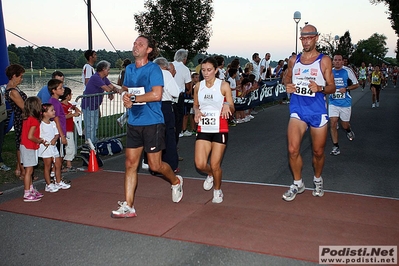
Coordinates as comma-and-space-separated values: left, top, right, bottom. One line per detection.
172, 61, 191, 93
38, 121, 60, 158
161, 69, 180, 102
82, 64, 95, 85
260, 59, 270, 80
251, 60, 260, 80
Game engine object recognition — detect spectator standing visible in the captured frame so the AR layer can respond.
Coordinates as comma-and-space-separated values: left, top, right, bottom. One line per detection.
172, 49, 192, 140
82, 50, 97, 87
37, 71, 64, 104
250, 53, 261, 81
259, 53, 271, 80
20, 97, 45, 202
0, 84, 10, 173
60, 87, 81, 171
81, 60, 118, 143
39, 103, 71, 192
4, 64, 27, 180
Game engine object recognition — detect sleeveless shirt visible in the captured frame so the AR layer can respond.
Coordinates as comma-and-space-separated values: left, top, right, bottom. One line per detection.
197, 79, 228, 133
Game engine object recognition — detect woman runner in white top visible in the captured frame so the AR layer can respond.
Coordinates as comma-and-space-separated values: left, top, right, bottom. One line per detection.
193, 57, 234, 203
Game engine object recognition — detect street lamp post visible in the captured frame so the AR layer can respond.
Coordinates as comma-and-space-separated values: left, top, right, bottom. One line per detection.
334, 35, 339, 52
293, 11, 301, 54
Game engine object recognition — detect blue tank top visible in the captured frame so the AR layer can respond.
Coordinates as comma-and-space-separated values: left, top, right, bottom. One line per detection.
290, 53, 327, 116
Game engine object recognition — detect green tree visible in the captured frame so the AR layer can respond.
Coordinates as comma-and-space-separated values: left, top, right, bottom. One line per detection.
351, 33, 389, 66
134, 0, 214, 61
336, 31, 355, 58
8, 51, 19, 64
370, 0, 399, 61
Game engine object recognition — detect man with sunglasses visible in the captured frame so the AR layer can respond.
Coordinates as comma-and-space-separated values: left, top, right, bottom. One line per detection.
282, 24, 336, 202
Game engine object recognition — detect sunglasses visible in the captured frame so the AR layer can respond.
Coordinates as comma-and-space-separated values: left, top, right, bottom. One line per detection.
299, 35, 317, 41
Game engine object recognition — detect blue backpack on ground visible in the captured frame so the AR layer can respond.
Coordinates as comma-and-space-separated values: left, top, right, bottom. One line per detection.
96, 138, 123, 156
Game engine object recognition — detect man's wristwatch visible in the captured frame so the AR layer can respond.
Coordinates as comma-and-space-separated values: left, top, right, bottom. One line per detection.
130, 95, 136, 103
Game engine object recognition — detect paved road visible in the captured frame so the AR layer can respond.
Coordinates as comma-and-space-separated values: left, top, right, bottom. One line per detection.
1, 82, 398, 265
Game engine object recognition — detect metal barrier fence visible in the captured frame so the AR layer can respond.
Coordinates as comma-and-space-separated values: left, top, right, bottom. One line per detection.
74, 91, 127, 153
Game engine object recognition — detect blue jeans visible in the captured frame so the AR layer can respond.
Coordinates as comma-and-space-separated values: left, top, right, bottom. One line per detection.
82, 108, 99, 143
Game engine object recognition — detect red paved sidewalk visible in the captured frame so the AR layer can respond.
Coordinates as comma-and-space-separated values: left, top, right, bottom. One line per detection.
0, 170, 398, 263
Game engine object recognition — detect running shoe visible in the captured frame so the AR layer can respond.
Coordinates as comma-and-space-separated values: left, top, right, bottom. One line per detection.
183, 130, 193, 137
212, 189, 223, 203
203, 175, 214, 191
45, 183, 59, 193
31, 187, 44, 198
171, 175, 183, 203
312, 178, 324, 197
142, 159, 149, 170
55, 180, 71, 190
0, 164, 11, 171
330, 146, 340, 156
282, 183, 305, 202
111, 201, 137, 218
23, 192, 41, 202
372, 103, 376, 108
346, 131, 355, 141
376, 101, 380, 107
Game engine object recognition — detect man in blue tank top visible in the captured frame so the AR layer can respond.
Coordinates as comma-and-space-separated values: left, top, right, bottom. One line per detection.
329, 54, 359, 156
282, 24, 336, 202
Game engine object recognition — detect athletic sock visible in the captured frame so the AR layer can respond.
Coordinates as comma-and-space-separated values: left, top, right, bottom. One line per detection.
314, 176, 322, 183
333, 143, 339, 148
345, 128, 352, 133
294, 179, 303, 187
24, 190, 30, 197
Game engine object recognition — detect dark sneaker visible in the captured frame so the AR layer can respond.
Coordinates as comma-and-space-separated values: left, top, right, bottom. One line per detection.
346, 131, 355, 141
330, 146, 340, 156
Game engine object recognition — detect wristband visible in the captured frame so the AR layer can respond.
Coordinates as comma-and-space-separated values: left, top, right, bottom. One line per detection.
223, 102, 230, 106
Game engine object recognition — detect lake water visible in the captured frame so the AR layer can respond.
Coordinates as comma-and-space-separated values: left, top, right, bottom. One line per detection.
18, 72, 120, 100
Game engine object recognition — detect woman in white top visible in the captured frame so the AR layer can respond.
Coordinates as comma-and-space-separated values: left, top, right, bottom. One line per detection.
193, 57, 234, 203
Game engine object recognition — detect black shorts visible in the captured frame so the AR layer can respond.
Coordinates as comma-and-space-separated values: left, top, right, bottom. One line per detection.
371, 84, 381, 91
126, 123, 165, 153
196, 132, 228, 145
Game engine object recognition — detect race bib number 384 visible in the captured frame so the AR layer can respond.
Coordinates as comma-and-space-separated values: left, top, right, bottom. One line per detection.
293, 81, 315, 97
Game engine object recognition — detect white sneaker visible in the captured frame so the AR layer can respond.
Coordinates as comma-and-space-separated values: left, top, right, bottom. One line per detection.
141, 159, 149, 170
55, 180, 71, 190
203, 175, 213, 191
45, 183, 59, 193
111, 201, 137, 218
178, 132, 184, 138
248, 115, 254, 119
372, 103, 376, 108
183, 130, 193, 137
171, 175, 183, 203
212, 189, 223, 203
376, 101, 380, 107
